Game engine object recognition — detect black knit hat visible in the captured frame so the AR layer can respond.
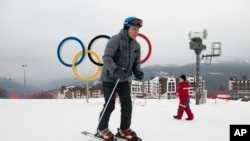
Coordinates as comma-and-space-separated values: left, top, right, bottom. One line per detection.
179, 74, 186, 81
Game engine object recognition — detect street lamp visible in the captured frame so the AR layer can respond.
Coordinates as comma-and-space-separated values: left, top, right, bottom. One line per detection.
22, 64, 27, 90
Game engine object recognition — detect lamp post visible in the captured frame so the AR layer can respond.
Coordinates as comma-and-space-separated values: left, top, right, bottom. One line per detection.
22, 64, 27, 91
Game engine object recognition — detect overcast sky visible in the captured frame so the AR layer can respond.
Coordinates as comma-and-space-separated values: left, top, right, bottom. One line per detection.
1, 0, 250, 86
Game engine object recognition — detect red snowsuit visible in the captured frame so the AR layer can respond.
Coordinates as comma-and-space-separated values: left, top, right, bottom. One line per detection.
176, 81, 194, 119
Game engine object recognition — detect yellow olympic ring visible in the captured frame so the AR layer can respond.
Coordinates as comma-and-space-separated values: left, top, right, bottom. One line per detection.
72, 50, 102, 81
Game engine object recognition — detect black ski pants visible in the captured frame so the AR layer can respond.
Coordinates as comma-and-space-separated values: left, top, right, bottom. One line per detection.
98, 81, 132, 130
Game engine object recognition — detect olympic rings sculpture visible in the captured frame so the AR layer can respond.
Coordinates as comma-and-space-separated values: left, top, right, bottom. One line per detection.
57, 33, 152, 81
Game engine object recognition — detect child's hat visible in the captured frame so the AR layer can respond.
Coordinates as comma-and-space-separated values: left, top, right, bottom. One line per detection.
179, 74, 186, 81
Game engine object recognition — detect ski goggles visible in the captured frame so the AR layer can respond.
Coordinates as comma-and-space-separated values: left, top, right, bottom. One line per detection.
130, 19, 143, 27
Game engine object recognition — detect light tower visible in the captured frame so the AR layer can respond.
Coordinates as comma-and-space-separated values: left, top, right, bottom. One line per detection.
189, 29, 221, 105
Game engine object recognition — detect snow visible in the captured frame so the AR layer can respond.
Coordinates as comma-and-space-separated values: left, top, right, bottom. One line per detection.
0, 98, 249, 141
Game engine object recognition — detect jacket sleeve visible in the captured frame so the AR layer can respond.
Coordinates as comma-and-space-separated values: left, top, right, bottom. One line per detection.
102, 35, 119, 74
132, 42, 144, 79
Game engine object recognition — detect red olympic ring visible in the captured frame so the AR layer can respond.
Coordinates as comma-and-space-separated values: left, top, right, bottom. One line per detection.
87, 33, 152, 66
137, 33, 152, 64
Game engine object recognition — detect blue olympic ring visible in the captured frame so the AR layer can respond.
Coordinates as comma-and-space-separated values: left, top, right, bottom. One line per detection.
57, 36, 85, 67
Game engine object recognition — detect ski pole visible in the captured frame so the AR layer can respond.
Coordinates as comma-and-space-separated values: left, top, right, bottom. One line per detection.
96, 78, 120, 130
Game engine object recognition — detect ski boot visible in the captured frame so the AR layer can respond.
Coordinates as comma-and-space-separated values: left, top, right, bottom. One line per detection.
115, 128, 142, 141
96, 128, 115, 141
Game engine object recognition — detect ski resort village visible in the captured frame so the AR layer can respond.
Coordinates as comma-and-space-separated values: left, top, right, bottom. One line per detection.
2, 75, 249, 103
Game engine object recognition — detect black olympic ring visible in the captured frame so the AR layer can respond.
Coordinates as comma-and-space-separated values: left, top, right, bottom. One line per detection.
87, 35, 110, 66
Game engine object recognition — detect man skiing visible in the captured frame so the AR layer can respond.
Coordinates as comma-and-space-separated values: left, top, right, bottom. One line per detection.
96, 16, 144, 141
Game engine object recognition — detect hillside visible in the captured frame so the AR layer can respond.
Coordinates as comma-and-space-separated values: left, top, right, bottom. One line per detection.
1, 60, 249, 97
143, 60, 249, 93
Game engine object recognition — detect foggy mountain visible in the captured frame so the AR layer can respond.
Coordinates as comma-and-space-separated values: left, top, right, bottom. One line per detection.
1, 60, 249, 96
143, 60, 250, 93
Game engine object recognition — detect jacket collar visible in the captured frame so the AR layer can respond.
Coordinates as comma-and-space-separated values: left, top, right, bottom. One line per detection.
119, 29, 133, 41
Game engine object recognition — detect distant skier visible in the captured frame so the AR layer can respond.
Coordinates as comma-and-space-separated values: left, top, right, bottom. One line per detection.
96, 16, 144, 141
173, 74, 194, 120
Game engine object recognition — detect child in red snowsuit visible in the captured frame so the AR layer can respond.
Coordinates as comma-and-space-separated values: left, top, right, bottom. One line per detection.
173, 74, 194, 120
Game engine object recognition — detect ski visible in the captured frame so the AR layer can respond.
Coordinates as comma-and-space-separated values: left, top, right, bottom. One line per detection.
115, 133, 142, 141
81, 131, 127, 141
81, 131, 105, 141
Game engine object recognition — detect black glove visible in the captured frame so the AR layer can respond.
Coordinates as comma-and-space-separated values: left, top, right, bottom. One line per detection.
113, 67, 127, 79
134, 71, 144, 80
